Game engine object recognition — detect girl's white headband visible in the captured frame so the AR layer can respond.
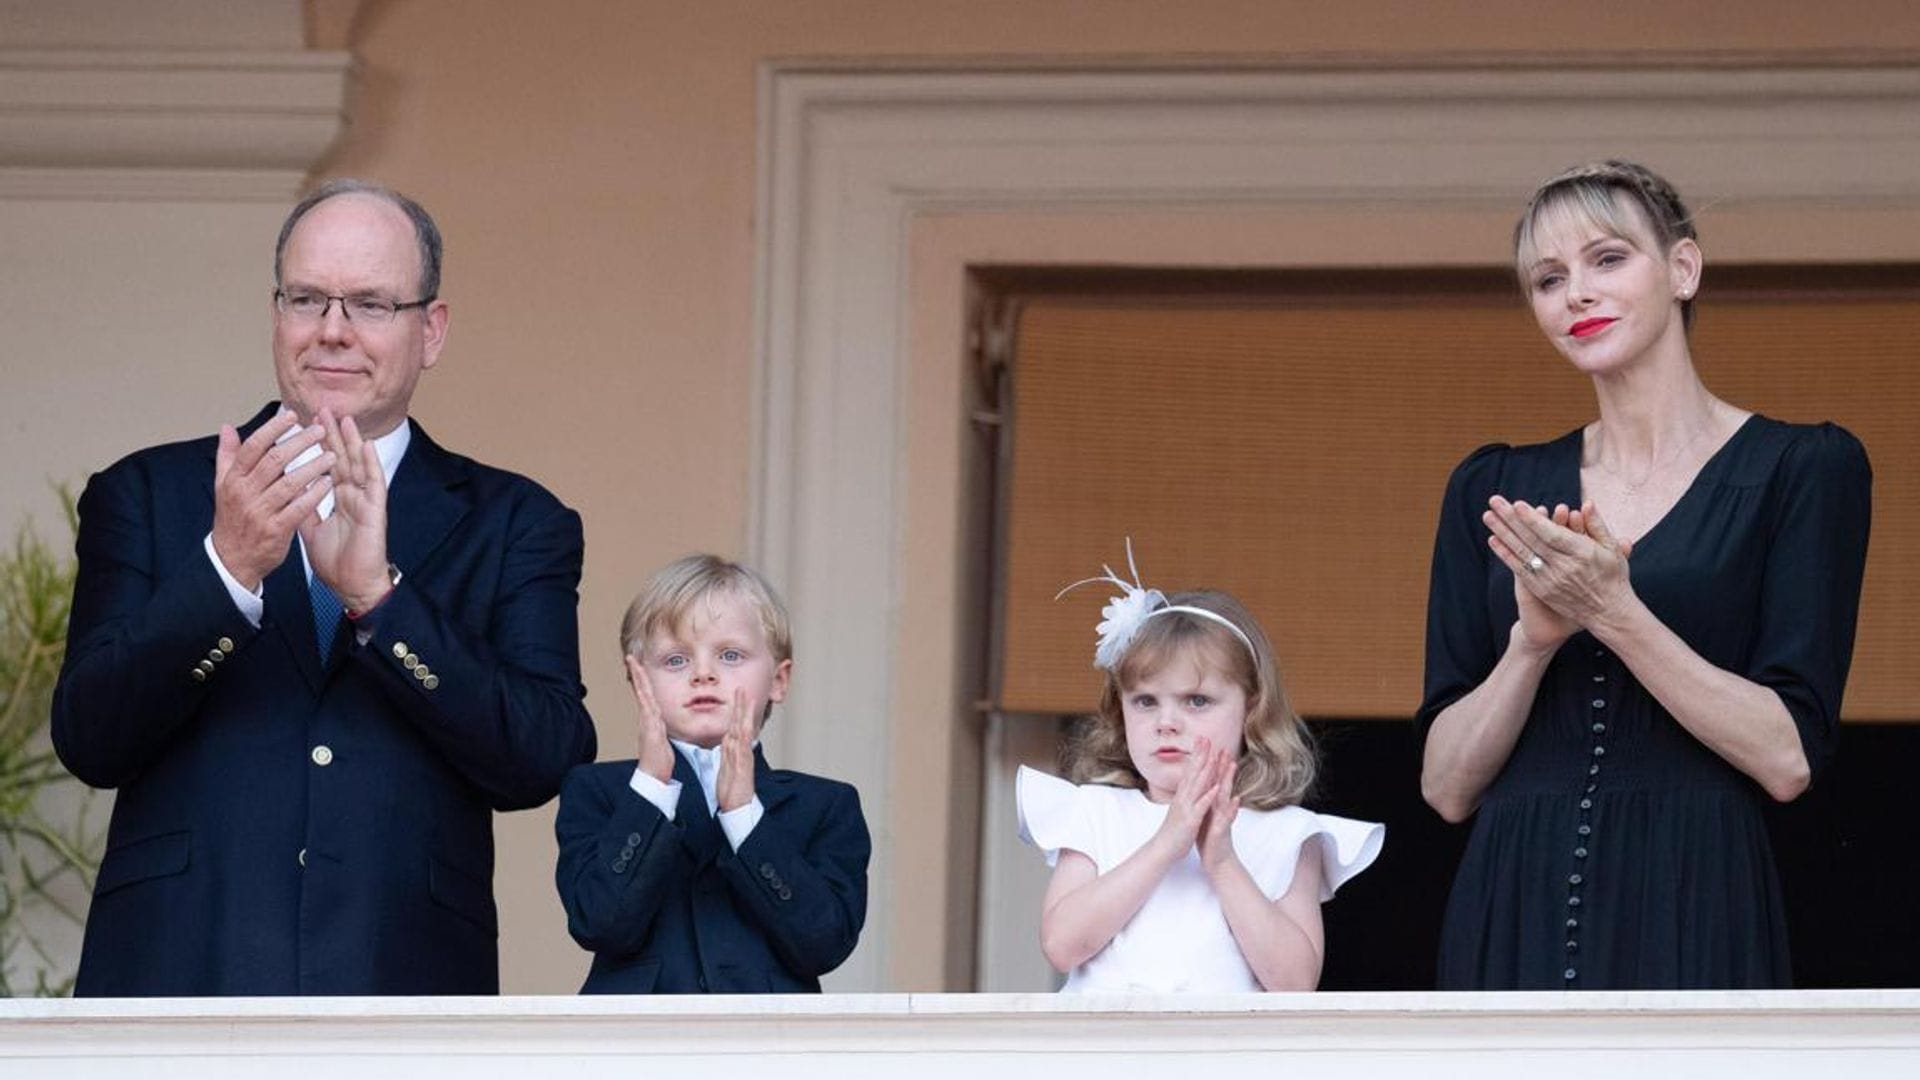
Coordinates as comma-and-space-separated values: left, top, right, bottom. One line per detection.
1054, 538, 1257, 671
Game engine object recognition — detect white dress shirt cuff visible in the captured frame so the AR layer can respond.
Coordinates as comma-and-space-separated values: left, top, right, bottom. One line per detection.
628, 765, 682, 820
718, 797, 764, 852
204, 533, 264, 628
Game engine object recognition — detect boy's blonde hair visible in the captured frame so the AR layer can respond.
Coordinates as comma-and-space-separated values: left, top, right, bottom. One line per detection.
1062, 590, 1316, 810
619, 554, 793, 665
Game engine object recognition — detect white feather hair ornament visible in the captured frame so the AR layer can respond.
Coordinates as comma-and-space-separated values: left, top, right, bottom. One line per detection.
1054, 537, 1255, 671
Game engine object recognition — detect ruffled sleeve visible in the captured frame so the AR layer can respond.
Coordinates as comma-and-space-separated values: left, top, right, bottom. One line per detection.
1016, 766, 1096, 868
1303, 812, 1385, 901
1237, 807, 1384, 903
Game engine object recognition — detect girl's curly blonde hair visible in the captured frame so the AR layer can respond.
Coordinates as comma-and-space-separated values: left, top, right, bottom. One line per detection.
1061, 590, 1316, 810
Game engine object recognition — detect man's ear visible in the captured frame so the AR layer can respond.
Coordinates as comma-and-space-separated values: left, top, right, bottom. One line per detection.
420, 299, 450, 371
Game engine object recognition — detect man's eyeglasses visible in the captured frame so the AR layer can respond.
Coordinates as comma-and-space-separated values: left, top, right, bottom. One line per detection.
273, 289, 435, 325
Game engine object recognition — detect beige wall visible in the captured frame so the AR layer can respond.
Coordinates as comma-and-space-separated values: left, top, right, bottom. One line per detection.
7, 0, 1920, 994
2, 0, 304, 48
1, 202, 290, 522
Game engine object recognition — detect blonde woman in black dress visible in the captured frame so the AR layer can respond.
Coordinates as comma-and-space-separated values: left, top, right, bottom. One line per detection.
1417, 161, 1871, 989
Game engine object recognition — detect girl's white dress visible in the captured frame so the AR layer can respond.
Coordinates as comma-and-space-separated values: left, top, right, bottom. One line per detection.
1017, 766, 1384, 993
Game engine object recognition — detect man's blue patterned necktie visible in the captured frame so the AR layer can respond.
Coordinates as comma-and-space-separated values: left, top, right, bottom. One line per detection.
309, 573, 344, 663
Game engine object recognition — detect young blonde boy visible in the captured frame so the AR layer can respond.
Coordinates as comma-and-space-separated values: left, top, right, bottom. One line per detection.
554, 555, 869, 992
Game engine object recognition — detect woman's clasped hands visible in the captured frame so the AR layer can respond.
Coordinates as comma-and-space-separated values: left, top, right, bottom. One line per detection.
1482, 497, 1638, 651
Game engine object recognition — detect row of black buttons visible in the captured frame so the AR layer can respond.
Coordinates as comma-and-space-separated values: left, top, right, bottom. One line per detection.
611, 831, 643, 874
758, 861, 793, 901
1565, 649, 1609, 985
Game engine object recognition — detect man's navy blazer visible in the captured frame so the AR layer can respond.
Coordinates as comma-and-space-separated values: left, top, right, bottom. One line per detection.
555, 750, 869, 993
52, 404, 597, 996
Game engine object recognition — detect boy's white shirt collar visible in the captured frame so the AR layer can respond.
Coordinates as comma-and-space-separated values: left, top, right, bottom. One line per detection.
626, 739, 765, 851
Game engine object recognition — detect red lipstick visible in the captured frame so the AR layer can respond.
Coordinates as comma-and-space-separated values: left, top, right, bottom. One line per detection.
1569, 317, 1616, 338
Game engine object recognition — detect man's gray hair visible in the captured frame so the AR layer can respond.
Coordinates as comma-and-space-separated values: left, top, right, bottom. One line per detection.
273, 178, 444, 300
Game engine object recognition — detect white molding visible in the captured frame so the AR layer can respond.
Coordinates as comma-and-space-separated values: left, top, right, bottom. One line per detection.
749, 63, 1920, 990
0, 49, 352, 201
5, 992, 1920, 1075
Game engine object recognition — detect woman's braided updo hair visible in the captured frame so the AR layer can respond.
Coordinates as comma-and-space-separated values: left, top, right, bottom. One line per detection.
1514, 160, 1700, 330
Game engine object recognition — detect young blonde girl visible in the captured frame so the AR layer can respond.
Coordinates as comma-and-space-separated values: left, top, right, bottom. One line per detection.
1018, 564, 1382, 993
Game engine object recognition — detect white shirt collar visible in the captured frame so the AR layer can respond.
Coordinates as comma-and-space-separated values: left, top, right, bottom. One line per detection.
274, 406, 411, 520
671, 738, 759, 816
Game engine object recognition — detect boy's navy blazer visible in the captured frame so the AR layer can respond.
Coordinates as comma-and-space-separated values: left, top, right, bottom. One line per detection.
52, 403, 597, 995
555, 749, 869, 993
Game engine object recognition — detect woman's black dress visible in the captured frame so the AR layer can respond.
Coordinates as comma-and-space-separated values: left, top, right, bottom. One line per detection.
1418, 415, 1871, 989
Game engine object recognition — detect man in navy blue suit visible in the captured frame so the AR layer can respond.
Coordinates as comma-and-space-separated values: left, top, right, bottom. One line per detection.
52, 179, 596, 995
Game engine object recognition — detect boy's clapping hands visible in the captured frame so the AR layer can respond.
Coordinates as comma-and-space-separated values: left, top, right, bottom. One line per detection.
625, 654, 676, 785
717, 688, 757, 813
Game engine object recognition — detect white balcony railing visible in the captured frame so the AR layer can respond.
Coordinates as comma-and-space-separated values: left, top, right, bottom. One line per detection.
5, 991, 1920, 1077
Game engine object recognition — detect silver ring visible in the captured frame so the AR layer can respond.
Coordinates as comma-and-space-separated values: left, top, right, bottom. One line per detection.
1525, 554, 1546, 574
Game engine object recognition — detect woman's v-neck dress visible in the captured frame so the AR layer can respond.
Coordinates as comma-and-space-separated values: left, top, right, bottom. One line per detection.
1418, 415, 1871, 989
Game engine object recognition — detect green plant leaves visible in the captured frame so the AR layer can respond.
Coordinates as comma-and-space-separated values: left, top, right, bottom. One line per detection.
1, 487, 100, 998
